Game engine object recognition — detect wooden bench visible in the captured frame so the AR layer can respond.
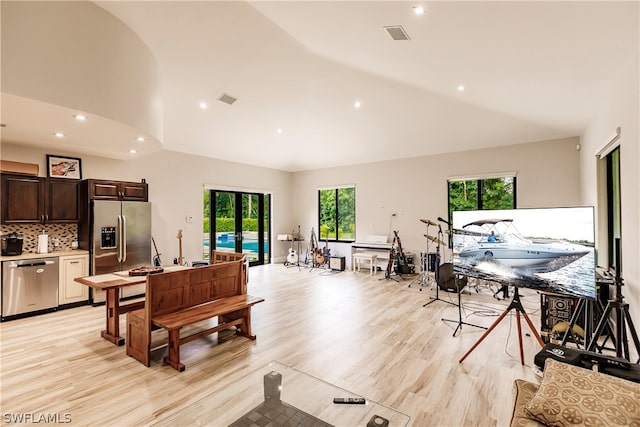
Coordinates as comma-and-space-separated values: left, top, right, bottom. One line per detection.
126, 260, 264, 371
211, 250, 249, 290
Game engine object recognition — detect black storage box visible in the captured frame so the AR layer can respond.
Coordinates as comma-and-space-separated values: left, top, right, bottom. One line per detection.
535, 343, 640, 383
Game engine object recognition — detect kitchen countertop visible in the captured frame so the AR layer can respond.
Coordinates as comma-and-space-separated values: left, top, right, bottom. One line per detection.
0, 250, 89, 262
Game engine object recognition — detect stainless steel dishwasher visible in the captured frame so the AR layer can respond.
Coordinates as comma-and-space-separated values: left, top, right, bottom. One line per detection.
2, 257, 58, 320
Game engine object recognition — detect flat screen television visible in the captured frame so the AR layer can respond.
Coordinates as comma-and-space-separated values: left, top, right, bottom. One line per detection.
452, 206, 596, 300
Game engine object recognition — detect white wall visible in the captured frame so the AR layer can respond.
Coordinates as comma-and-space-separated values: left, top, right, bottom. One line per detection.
0, 143, 293, 265
1, 1, 162, 140
580, 49, 639, 354
291, 137, 582, 263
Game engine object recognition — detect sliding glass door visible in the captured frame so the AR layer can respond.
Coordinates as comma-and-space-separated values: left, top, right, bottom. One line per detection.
205, 190, 270, 266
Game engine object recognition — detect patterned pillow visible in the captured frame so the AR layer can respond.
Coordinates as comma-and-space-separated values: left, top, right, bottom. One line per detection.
524, 358, 640, 427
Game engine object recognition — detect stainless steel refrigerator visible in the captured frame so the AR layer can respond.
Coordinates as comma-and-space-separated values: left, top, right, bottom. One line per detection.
91, 200, 151, 302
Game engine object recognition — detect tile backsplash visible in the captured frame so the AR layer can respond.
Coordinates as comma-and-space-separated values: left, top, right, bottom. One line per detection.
1, 224, 78, 253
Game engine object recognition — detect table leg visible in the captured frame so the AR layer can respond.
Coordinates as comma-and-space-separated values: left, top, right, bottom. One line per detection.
100, 288, 124, 346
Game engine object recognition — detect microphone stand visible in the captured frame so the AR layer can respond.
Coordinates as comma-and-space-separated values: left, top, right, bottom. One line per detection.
423, 224, 456, 308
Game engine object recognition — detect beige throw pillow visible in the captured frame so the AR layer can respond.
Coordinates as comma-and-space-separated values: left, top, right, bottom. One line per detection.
524, 358, 640, 427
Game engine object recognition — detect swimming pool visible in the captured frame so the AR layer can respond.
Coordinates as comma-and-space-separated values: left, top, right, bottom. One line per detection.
203, 236, 269, 255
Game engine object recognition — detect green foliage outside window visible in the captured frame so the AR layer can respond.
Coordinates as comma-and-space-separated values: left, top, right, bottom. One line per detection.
319, 187, 355, 241
448, 177, 515, 220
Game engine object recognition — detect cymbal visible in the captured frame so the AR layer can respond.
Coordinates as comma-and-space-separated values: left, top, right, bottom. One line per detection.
424, 234, 444, 245
420, 218, 438, 226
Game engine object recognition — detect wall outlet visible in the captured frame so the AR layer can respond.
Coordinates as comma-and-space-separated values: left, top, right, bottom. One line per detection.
185, 216, 193, 223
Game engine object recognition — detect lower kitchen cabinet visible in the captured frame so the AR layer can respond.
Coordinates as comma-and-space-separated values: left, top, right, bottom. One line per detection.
59, 254, 89, 306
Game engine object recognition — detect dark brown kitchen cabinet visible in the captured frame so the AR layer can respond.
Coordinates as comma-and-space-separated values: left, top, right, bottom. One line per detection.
45, 178, 81, 223
86, 179, 147, 201
1, 174, 43, 223
1, 174, 80, 224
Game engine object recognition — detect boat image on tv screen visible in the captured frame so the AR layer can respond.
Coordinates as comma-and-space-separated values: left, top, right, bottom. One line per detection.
452, 207, 595, 300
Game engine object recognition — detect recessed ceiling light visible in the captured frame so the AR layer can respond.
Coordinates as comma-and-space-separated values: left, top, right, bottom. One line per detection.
199, 101, 208, 110
73, 114, 87, 121
129, 149, 137, 154
54, 132, 65, 138
413, 6, 425, 15
136, 136, 145, 142
354, 100, 362, 109
457, 85, 465, 92
277, 128, 283, 134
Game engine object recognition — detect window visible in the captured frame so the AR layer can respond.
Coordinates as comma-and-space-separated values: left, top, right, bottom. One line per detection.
318, 187, 355, 242
448, 176, 516, 220
606, 147, 621, 268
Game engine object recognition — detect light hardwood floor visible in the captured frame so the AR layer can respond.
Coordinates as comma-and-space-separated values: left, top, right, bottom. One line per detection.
0, 264, 545, 426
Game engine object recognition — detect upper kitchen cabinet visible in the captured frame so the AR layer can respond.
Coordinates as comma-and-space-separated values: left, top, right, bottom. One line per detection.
86, 179, 148, 201
46, 178, 81, 223
1, 174, 43, 223
1, 174, 80, 224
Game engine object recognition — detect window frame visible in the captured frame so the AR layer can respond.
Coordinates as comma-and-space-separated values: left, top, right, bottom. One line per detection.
447, 175, 517, 221
606, 146, 621, 269
318, 186, 356, 243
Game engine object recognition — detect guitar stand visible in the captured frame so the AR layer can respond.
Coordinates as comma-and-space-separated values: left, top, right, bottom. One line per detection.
441, 276, 486, 336
379, 269, 400, 282
459, 287, 545, 365
284, 227, 306, 271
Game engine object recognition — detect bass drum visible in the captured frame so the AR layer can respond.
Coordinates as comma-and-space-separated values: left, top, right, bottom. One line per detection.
437, 263, 467, 292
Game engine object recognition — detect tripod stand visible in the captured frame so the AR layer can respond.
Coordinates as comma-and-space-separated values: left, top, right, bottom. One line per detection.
441, 273, 487, 336
586, 240, 640, 362
560, 293, 615, 350
423, 224, 456, 308
459, 287, 545, 365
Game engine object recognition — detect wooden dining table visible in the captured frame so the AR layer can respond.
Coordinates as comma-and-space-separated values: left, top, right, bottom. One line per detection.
75, 266, 188, 346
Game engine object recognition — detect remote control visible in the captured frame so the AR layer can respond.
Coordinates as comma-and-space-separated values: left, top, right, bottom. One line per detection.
333, 397, 366, 404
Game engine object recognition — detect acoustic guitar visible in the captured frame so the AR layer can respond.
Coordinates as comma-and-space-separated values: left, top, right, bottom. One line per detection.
310, 228, 324, 265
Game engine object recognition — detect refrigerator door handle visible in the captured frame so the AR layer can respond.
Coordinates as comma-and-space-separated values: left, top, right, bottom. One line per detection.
122, 214, 127, 262
116, 215, 123, 262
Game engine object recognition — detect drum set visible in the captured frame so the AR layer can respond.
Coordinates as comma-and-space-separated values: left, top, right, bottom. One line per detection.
409, 218, 458, 294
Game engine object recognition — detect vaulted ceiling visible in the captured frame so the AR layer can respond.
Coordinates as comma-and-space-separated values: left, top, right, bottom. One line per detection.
2, 1, 638, 171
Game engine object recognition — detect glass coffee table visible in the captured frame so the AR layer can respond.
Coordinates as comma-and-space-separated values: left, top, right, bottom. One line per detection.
152, 361, 410, 427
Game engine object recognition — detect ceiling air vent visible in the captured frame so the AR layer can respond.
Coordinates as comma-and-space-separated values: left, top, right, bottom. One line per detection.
384, 25, 410, 41
217, 93, 238, 105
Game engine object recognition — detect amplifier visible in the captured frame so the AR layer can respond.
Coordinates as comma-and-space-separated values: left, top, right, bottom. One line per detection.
540, 293, 581, 343
329, 256, 345, 271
